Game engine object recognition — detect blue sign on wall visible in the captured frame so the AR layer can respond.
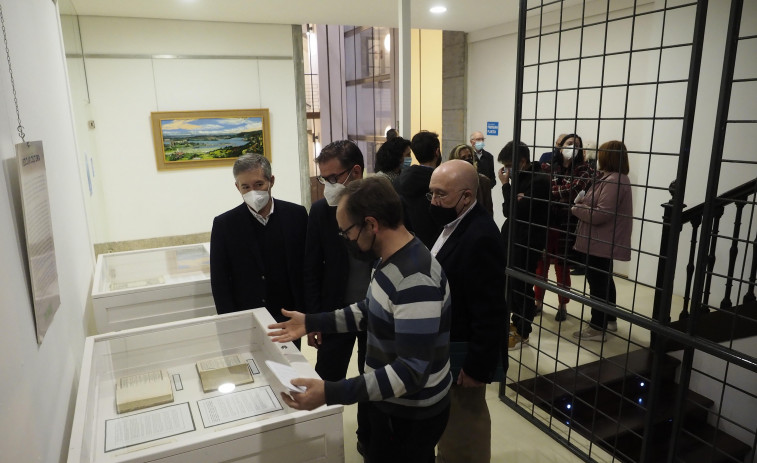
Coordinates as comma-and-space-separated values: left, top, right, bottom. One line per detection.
487, 121, 499, 136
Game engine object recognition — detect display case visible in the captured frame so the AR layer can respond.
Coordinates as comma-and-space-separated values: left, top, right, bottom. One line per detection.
68, 308, 344, 463
92, 243, 215, 333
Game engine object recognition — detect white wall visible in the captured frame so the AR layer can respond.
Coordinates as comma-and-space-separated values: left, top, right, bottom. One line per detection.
0, 1, 93, 462
466, 0, 748, 298
63, 17, 301, 244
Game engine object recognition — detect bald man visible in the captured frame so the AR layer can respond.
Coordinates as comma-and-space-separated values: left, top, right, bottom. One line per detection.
470, 131, 496, 187
428, 160, 507, 463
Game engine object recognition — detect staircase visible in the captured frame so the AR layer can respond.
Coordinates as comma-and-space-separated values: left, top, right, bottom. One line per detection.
507, 348, 752, 462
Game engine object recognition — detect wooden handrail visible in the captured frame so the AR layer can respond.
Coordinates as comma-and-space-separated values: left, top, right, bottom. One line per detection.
680, 178, 757, 224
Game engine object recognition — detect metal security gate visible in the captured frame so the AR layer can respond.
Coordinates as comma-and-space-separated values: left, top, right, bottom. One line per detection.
502, 1, 757, 462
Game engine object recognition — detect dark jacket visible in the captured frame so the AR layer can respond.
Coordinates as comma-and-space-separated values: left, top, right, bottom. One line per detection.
303, 198, 351, 314
501, 161, 551, 249
396, 165, 442, 248
435, 203, 507, 383
476, 149, 496, 187
210, 200, 307, 317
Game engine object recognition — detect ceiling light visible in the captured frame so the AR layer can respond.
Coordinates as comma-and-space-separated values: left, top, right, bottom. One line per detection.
384, 33, 391, 52
430, 6, 447, 14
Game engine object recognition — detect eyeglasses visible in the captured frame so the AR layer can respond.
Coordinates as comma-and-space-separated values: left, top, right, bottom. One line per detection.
425, 189, 467, 202
337, 222, 362, 239
317, 166, 353, 185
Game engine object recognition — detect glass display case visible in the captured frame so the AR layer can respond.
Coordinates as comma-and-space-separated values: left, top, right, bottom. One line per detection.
68, 308, 344, 463
91, 243, 215, 333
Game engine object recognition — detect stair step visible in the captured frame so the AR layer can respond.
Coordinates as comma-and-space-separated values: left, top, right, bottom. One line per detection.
556, 380, 713, 444
508, 349, 681, 407
667, 300, 757, 352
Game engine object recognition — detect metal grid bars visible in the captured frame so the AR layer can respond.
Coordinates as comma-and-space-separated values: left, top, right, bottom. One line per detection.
502, 1, 756, 462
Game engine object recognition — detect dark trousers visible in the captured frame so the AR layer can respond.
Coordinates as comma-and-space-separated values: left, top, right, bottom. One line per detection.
508, 243, 543, 339
579, 252, 618, 329
314, 331, 369, 443
364, 401, 450, 463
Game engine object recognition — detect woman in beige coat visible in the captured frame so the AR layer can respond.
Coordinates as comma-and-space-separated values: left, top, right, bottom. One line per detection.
571, 140, 632, 341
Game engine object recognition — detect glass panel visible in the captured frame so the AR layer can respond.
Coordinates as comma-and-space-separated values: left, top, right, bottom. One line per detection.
356, 81, 377, 139
97, 244, 210, 293
344, 31, 357, 81
374, 79, 393, 137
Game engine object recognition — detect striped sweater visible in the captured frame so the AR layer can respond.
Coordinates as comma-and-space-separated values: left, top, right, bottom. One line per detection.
305, 237, 452, 419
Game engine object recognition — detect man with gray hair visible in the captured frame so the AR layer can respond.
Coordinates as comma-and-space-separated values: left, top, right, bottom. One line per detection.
470, 130, 496, 187
210, 153, 308, 340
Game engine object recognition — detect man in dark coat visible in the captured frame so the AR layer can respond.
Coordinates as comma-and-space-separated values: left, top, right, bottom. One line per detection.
210, 153, 308, 341
498, 141, 551, 350
429, 160, 507, 463
303, 140, 372, 454
470, 130, 496, 187
395, 130, 443, 248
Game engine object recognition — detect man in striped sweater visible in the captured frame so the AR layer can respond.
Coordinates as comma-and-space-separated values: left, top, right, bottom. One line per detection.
268, 176, 452, 463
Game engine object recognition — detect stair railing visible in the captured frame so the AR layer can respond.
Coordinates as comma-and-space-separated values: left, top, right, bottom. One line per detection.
655, 177, 757, 321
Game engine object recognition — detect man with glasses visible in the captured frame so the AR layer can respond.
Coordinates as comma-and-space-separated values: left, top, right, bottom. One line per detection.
269, 176, 451, 463
396, 130, 443, 248
470, 130, 496, 187
429, 160, 506, 463
304, 139, 372, 454
210, 154, 308, 344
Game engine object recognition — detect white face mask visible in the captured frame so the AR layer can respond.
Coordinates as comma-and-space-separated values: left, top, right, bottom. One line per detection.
474, 141, 485, 151
243, 189, 270, 212
562, 144, 576, 160
323, 182, 345, 207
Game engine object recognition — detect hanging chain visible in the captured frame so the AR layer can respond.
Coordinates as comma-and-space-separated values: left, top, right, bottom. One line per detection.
0, 4, 26, 144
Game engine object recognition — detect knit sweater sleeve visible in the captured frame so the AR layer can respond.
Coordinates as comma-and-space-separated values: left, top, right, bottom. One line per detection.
322, 270, 446, 406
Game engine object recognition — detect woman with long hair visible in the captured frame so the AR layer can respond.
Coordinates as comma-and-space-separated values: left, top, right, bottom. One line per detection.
534, 133, 595, 321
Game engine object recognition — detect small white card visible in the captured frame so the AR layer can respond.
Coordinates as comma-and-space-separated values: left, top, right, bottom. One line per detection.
265, 360, 306, 392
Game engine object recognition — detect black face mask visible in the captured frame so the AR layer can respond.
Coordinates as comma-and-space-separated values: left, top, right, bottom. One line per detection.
428, 194, 464, 227
345, 225, 378, 263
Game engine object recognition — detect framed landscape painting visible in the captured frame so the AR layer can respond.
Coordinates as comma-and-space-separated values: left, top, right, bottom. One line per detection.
151, 109, 271, 170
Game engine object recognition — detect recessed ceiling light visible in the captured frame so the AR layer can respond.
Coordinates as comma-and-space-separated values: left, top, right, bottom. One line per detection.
430, 6, 447, 14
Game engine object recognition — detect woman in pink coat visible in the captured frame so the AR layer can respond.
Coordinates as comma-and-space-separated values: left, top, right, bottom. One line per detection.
571, 140, 632, 341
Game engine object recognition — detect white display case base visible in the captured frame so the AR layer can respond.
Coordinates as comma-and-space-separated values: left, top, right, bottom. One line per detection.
68, 308, 344, 463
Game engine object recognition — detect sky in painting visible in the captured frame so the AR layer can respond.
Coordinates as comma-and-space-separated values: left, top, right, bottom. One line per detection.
162, 117, 263, 137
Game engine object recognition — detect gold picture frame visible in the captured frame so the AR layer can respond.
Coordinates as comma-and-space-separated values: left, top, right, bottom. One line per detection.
151, 109, 271, 170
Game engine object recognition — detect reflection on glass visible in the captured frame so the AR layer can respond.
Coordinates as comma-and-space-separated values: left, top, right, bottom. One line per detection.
98, 244, 210, 292
218, 383, 236, 394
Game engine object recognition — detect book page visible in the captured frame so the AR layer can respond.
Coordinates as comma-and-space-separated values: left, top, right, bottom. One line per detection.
197, 386, 282, 427
105, 403, 194, 452
196, 354, 244, 372
116, 369, 173, 413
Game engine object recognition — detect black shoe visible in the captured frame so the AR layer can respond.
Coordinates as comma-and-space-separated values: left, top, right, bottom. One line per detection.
555, 305, 567, 322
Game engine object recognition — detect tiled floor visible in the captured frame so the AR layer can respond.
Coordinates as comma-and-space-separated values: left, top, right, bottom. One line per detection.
300, 275, 668, 461
300, 341, 585, 462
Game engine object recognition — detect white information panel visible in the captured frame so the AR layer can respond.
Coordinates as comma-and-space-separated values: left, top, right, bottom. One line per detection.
17, 141, 61, 343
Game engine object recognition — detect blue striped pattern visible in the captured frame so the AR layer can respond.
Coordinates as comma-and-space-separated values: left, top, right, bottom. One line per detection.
309, 237, 451, 411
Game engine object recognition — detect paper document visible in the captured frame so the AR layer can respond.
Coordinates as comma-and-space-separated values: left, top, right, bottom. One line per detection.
105, 403, 194, 452
265, 360, 306, 392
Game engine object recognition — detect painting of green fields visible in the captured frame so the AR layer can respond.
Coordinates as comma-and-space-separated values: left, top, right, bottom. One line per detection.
161, 117, 264, 162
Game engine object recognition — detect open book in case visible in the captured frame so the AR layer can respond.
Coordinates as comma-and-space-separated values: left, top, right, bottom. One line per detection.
91, 243, 215, 334
68, 308, 344, 463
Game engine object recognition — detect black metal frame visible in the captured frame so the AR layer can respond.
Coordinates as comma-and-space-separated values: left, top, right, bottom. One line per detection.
502, 1, 757, 462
